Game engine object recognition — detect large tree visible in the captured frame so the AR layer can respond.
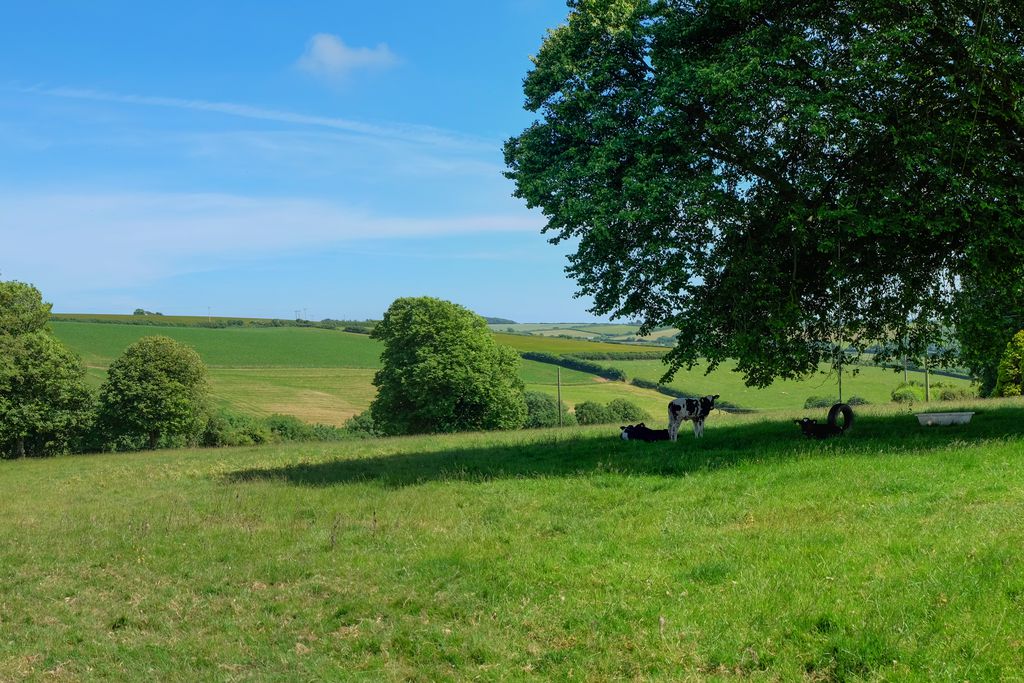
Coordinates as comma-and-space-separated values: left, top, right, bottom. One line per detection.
0, 280, 93, 457
98, 336, 209, 449
505, 0, 1024, 387
369, 297, 527, 435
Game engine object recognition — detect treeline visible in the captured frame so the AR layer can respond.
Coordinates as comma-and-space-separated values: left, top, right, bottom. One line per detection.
2, 281, 357, 458
520, 352, 627, 381
53, 314, 377, 334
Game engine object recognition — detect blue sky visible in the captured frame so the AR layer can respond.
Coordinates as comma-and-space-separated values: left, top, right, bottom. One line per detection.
0, 1, 604, 322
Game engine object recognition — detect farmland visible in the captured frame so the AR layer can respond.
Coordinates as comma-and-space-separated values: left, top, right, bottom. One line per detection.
2, 399, 1023, 679
51, 321, 670, 425
50, 320, 975, 424
604, 359, 976, 412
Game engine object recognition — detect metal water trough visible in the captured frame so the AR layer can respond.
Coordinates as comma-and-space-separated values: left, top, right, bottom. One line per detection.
916, 411, 975, 426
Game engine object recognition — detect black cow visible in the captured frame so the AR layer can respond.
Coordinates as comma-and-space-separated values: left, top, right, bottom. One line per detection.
620, 423, 671, 442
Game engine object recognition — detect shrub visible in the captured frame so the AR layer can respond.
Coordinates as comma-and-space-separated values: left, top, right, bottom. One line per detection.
994, 330, 1024, 397
605, 399, 649, 423
201, 410, 272, 447
846, 396, 869, 406
574, 401, 615, 425
803, 395, 839, 409
938, 386, 976, 401
265, 414, 317, 441
344, 411, 381, 438
523, 391, 575, 428
891, 383, 924, 403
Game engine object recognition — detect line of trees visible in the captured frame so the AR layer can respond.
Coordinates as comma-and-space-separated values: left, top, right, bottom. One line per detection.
2, 281, 223, 457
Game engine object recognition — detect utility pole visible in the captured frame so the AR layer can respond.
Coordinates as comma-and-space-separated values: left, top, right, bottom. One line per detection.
924, 357, 931, 402
557, 367, 562, 428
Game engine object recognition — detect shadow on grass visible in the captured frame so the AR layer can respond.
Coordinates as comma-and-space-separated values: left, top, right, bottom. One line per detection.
225, 405, 1024, 488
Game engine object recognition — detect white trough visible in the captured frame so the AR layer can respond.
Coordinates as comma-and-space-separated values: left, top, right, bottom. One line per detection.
916, 411, 975, 427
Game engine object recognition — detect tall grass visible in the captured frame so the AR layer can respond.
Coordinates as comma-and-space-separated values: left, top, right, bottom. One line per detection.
1, 401, 1021, 678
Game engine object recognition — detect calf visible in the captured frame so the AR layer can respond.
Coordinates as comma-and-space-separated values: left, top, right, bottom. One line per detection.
667, 395, 720, 440
620, 423, 670, 442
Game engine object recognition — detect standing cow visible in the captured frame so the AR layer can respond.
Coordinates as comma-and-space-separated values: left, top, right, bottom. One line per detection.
667, 395, 720, 440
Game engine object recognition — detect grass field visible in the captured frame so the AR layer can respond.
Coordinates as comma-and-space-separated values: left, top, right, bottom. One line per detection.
54, 323, 659, 425
52, 320, 978, 425
51, 322, 383, 369
3, 399, 1023, 679
608, 359, 976, 411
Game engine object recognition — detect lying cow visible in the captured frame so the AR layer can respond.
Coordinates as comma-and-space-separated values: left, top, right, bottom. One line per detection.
620, 423, 670, 442
667, 394, 720, 440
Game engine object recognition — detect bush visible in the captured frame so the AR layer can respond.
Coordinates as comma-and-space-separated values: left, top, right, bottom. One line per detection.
605, 398, 649, 423
574, 401, 615, 425
803, 395, 838, 409
938, 386, 977, 401
344, 411, 381, 438
891, 383, 924, 403
201, 410, 272, 447
994, 330, 1024, 397
523, 391, 575, 428
264, 414, 317, 441
846, 396, 869, 406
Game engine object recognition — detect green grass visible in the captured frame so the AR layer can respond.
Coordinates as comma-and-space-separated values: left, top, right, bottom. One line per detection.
2, 399, 1023, 679
492, 332, 644, 355
51, 321, 383, 369
610, 358, 975, 411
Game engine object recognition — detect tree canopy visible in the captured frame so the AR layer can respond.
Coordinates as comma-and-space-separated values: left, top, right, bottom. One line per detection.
0, 280, 51, 336
98, 336, 209, 449
369, 297, 527, 435
0, 331, 93, 458
0, 280, 92, 457
505, 0, 1024, 387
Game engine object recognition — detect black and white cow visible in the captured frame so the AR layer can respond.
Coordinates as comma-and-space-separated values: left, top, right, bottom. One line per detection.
620, 423, 671, 442
667, 395, 720, 440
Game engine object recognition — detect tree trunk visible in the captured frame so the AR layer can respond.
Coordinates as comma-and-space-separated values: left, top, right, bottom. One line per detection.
15, 437, 25, 459
148, 431, 158, 450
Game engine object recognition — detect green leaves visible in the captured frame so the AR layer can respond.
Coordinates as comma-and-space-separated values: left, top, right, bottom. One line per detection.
507, 0, 1024, 387
369, 298, 527, 435
98, 336, 209, 449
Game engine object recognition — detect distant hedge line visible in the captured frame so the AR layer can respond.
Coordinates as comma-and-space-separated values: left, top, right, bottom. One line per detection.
51, 316, 376, 333
520, 352, 627, 382
565, 350, 667, 361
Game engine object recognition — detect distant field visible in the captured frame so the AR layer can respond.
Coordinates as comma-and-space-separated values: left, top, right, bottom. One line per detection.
55, 322, 659, 425
608, 359, 975, 411
3, 400, 1023, 679
51, 321, 382, 369
492, 332, 643, 355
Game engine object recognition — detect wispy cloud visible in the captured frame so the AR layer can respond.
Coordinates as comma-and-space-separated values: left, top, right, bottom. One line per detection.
0, 191, 543, 289
23, 85, 489, 150
296, 33, 399, 82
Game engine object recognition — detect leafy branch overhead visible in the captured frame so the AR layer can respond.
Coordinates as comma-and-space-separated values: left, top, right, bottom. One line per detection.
505, 0, 1024, 388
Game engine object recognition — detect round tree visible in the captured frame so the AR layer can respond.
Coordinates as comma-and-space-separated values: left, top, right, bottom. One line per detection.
369, 297, 527, 435
0, 280, 51, 336
98, 336, 209, 449
0, 331, 93, 458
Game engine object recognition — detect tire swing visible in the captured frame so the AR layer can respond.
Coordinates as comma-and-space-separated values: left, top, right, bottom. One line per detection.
794, 222, 855, 440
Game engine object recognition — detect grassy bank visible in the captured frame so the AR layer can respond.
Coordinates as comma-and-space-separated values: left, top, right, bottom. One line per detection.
2, 400, 1023, 679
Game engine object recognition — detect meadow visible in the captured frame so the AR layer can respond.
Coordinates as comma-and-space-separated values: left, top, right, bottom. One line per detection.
2, 399, 1023, 679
